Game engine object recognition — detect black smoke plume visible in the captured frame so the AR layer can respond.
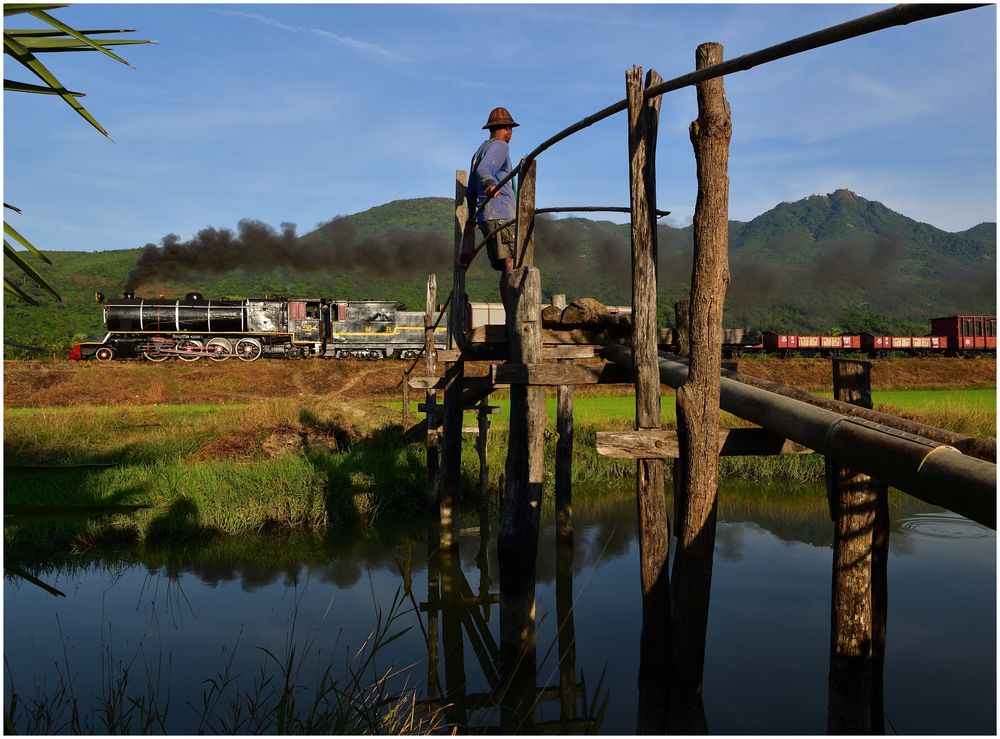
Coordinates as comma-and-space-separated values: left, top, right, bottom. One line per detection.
124, 218, 452, 292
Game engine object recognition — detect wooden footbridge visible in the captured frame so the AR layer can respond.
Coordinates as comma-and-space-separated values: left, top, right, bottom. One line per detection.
402, 4, 995, 733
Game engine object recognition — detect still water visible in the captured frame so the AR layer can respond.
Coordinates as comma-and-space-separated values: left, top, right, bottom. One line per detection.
4, 483, 996, 734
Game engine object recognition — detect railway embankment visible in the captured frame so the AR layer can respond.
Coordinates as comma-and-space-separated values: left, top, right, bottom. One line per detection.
3, 356, 995, 409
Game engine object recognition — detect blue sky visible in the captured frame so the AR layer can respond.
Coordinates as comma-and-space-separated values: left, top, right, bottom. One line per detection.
3, 3, 996, 253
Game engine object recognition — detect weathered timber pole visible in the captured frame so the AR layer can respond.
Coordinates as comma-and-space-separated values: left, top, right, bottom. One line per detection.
515, 158, 537, 268
556, 358, 575, 541
476, 398, 491, 502
440, 172, 469, 550
672, 299, 691, 539
602, 345, 997, 528
669, 42, 732, 735
498, 265, 543, 733
425, 275, 440, 506
626, 65, 670, 735
827, 359, 888, 734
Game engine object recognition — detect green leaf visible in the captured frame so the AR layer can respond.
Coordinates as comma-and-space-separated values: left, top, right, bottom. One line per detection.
5, 27, 137, 37
4, 78, 83, 95
4, 203, 23, 214
15, 37, 151, 52
4, 241, 61, 300
3, 33, 109, 137
3, 4, 69, 17
4, 279, 38, 305
4, 219, 52, 264
27, 8, 132, 66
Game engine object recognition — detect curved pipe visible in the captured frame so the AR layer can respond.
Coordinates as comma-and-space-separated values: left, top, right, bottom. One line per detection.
602, 343, 996, 528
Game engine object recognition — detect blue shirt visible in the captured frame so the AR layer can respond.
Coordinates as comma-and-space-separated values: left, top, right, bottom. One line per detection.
468, 138, 515, 222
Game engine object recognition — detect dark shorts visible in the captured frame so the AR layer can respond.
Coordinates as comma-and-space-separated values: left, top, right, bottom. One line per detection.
479, 220, 515, 271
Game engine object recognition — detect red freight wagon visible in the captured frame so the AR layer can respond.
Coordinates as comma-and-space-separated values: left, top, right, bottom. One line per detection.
930, 315, 997, 352
762, 332, 799, 351
820, 335, 862, 350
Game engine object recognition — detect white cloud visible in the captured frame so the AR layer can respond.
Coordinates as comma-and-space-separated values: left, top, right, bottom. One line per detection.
216, 9, 409, 63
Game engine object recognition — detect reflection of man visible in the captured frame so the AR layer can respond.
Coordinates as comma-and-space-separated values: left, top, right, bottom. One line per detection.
461, 107, 518, 308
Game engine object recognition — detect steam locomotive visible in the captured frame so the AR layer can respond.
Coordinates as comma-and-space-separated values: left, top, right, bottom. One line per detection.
67, 290, 995, 361
68, 291, 446, 361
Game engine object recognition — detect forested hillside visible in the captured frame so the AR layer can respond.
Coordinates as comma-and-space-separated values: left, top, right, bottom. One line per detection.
4, 190, 995, 356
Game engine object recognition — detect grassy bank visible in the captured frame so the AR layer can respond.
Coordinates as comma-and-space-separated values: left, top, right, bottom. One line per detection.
4, 386, 994, 553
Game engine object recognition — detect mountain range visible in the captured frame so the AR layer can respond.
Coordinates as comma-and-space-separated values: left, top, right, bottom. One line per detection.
4, 189, 995, 356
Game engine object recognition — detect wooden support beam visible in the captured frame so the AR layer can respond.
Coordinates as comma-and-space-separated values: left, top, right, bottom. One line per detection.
408, 375, 499, 392
439, 172, 469, 551
827, 358, 888, 734
597, 427, 813, 459
469, 323, 629, 347
498, 265, 544, 734
424, 274, 440, 508
555, 358, 575, 541
626, 64, 670, 735
670, 43, 731, 733
419, 402, 499, 415
492, 361, 634, 386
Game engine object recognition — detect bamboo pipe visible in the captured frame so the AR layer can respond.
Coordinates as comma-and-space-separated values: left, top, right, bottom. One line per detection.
601, 343, 996, 528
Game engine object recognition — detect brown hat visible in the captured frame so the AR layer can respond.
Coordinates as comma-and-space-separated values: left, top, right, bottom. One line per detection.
483, 107, 519, 130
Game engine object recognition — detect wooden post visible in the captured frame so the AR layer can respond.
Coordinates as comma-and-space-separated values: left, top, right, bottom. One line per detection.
556, 359, 575, 541
670, 42, 731, 733
553, 293, 567, 310
402, 370, 410, 427
498, 266, 543, 734
626, 64, 670, 735
827, 358, 888, 734
674, 299, 690, 357
477, 397, 491, 501
515, 158, 537, 268
440, 172, 469, 550
425, 275, 440, 507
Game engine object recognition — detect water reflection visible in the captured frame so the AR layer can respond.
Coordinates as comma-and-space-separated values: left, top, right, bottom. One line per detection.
4, 482, 995, 734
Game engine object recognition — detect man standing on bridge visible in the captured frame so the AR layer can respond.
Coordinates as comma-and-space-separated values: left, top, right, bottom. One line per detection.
460, 107, 518, 310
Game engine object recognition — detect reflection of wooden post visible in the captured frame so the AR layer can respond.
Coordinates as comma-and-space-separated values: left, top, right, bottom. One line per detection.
440, 549, 468, 729
426, 536, 442, 700
556, 537, 578, 729
425, 275, 439, 506
626, 64, 670, 735
556, 358, 575, 540
671, 42, 731, 734
498, 266, 543, 734
828, 358, 887, 734
441, 172, 469, 550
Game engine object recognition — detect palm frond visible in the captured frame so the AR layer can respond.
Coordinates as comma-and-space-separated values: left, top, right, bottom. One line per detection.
4, 241, 61, 300
5, 218, 52, 264
27, 8, 132, 65
4, 78, 83, 94
4, 279, 39, 305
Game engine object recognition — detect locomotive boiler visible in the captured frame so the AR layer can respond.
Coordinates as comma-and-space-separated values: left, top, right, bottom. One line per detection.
68, 291, 446, 361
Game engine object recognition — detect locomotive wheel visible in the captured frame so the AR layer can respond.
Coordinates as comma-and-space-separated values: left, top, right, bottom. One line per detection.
177, 339, 204, 361
95, 346, 115, 362
206, 337, 232, 361
142, 347, 170, 362
235, 337, 262, 361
